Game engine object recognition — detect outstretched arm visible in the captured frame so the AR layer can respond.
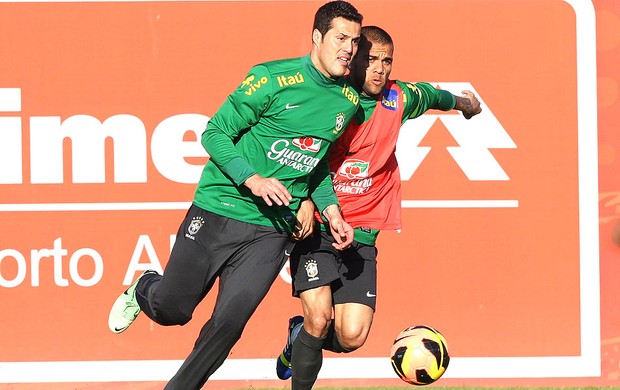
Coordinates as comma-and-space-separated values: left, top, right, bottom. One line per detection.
402, 82, 482, 120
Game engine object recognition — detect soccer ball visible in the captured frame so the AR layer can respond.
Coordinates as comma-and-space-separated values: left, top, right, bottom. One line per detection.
390, 325, 450, 385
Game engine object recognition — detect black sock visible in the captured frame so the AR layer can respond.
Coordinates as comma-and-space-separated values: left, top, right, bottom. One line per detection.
321, 323, 350, 353
292, 327, 324, 390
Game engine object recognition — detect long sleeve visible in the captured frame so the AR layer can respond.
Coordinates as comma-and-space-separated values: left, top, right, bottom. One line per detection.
308, 155, 339, 214
201, 65, 273, 185
400, 81, 456, 120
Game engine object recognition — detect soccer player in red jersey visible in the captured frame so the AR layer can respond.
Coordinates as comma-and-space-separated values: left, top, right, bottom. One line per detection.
276, 26, 482, 389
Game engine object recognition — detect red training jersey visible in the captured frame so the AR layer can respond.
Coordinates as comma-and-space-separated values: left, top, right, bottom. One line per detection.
329, 80, 405, 230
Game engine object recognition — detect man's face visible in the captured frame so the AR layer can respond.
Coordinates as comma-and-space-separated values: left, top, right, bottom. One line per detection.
313, 17, 361, 78
350, 37, 394, 98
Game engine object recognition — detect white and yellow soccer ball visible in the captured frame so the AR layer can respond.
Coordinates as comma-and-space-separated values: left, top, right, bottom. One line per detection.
390, 325, 450, 386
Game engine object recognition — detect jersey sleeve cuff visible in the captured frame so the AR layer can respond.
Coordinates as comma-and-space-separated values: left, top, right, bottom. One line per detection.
438, 89, 457, 111
223, 156, 257, 186
312, 193, 340, 219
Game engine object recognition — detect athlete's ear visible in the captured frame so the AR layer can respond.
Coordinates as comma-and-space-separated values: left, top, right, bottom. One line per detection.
312, 29, 322, 46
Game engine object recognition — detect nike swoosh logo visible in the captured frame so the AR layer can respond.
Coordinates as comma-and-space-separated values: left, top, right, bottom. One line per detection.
285, 103, 300, 109
285, 250, 291, 257
366, 291, 376, 298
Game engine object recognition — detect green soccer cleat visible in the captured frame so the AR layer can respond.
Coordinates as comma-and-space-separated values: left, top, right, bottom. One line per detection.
108, 270, 158, 334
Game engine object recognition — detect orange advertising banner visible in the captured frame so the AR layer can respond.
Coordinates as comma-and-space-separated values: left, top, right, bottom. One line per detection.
0, 0, 601, 387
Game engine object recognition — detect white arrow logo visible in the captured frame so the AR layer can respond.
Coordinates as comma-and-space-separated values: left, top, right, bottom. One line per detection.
396, 82, 516, 181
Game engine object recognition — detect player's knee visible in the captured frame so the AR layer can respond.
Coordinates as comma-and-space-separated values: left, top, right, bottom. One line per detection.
152, 307, 192, 326
338, 327, 369, 351
304, 313, 332, 337
151, 297, 193, 325
339, 335, 366, 351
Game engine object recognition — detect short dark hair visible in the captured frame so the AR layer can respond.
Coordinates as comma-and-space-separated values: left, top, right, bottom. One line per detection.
313, 1, 363, 39
361, 25, 393, 46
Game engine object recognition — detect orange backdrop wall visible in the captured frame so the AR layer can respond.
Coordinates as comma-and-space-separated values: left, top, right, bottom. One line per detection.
0, 0, 617, 388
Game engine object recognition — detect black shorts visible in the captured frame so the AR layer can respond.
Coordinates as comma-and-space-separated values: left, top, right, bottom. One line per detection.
290, 229, 378, 310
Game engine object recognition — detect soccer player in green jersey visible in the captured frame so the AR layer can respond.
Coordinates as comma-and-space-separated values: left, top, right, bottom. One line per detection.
275, 26, 482, 388
107, 2, 363, 389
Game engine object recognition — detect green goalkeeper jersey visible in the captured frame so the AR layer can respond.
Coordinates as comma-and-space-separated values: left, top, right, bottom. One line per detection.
194, 55, 360, 231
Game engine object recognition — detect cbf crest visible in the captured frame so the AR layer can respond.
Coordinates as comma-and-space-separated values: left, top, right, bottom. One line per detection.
332, 112, 346, 135
185, 216, 204, 240
304, 258, 319, 282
